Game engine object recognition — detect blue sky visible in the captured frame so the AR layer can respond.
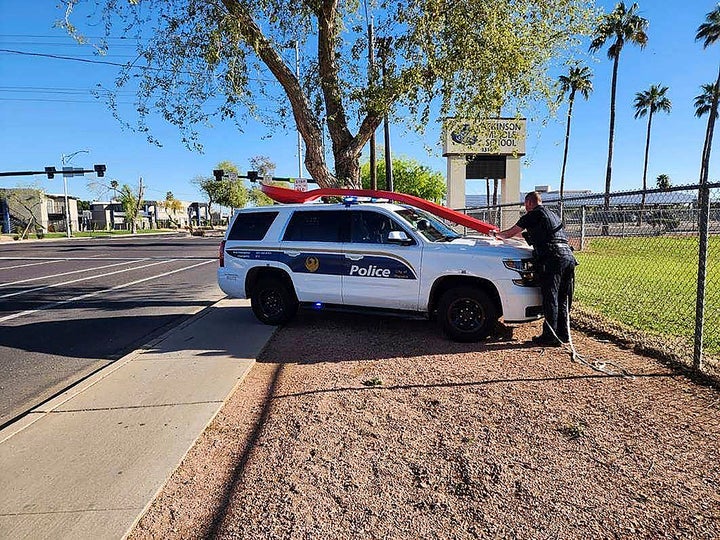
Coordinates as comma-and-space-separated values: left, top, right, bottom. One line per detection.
1, 1, 719, 203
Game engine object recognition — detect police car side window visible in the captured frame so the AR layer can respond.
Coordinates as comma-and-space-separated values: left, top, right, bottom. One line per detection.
283, 210, 349, 242
227, 211, 279, 241
351, 211, 410, 244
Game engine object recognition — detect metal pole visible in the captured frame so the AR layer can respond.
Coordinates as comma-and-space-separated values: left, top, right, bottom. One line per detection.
60, 154, 72, 238
295, 41, 302, 179
381, 47, 393, 191
580, 205, 586, 251
60, 150, 90, 238
368, 17, 377, 190
693, 183, 710, 371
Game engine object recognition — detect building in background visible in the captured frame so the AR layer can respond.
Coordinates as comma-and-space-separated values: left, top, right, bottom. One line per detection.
0, 188, 79, 234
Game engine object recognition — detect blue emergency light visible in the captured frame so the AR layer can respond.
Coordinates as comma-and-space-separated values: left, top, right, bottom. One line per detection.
342, 196, 358, 207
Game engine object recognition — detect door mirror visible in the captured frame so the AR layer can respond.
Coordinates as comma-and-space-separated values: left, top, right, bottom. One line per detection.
387, 230, 414, 245
417, 219, 430, 231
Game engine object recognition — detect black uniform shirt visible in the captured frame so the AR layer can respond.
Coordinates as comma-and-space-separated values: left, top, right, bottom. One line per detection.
516, 205, 568, 258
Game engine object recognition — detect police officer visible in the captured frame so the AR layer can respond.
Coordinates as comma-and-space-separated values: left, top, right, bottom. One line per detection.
494, 191, 577, 346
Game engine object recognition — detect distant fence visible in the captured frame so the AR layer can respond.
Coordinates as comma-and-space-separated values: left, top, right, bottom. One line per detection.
460, 183, 720, 378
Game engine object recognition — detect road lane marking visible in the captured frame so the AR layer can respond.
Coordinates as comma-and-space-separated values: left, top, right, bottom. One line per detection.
0, 257, 215, 261
0, 259, 175, 300
0, 260, 59, 270
0, 260, 147, 288
0, 259, 215, 323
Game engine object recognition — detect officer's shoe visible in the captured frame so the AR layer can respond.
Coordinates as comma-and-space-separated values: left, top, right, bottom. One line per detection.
531, 335, 562, 347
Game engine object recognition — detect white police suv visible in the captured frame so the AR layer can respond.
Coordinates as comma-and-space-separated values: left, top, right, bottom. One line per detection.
217, 201, 542, 342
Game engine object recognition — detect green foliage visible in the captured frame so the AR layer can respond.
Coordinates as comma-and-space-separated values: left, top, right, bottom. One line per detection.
249, 155, 276, 179
194, 161, 250, 212
250, 188, 274, 207
575, 236, 720, 355
62, 0, 596, 187
633, 84, 671, 119
589, 2, 649, 59
558, 65, 593, 102
360, 156, 446, 203
119, 182, 144, 233
656, 174, 671, 189
694, 83, 720, 119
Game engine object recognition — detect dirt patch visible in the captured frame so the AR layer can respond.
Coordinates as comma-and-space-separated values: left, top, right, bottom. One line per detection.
130, 313, 720, 539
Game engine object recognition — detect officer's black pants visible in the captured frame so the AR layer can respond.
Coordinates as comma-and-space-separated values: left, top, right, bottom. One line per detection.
538, 251, 576, 341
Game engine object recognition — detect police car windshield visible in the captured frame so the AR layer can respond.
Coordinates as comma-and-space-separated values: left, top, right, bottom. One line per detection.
394, 208, 461, 242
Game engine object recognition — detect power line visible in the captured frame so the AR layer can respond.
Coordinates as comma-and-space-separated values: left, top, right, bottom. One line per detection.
0, 48, 274, 82
0, 34, 144, 40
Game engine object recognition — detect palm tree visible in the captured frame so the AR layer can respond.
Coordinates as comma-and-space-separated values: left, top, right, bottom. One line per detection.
558, 65, 593, 217
590, 2, 648, 234
694, 82, 720, 183
109, 179, 119, 201
696, 6, 720, 186
656, 173, 671, 189
633, 84, 671, 224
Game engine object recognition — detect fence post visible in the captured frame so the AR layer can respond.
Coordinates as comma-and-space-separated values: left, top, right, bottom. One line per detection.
580, 206, 586, 251
693, 184, 711, 371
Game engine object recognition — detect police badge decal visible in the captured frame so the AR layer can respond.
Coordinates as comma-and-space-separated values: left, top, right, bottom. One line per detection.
304, 256, 320, 273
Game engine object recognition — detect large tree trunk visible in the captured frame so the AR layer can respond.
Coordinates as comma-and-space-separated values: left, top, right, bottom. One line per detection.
603, 53, 621, 236
222, 0, 382, 189
559, 91, 575, 220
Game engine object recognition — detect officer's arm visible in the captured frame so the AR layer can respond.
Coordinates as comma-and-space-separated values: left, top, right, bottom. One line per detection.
494, 225, 523, 240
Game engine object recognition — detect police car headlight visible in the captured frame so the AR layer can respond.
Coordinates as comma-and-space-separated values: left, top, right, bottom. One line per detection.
503, 258, 534, 272
503, 258, 538, 287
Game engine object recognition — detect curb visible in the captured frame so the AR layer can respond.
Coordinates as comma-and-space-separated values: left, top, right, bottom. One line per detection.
0, 300, 221, 444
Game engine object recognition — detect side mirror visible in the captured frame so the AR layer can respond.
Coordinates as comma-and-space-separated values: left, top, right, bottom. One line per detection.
417, 219, 430, 231
387, 230, 413, 245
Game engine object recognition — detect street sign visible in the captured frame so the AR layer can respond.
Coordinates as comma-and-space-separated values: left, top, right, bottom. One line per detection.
62, 167, 85, 177
294, 177, 308, 192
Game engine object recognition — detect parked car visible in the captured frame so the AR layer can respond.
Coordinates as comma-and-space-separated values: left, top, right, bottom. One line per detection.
217, 200, 542, 342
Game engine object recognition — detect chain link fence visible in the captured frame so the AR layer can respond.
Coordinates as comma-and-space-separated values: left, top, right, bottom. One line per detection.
461, 183, 720, 379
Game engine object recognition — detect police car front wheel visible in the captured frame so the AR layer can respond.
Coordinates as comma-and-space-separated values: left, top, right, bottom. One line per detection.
437, 287, 498, 342
251, 278, 299, 325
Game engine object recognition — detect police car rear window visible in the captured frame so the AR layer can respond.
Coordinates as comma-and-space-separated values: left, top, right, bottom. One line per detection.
227, 211, 279, 241
283, 210, 349, 242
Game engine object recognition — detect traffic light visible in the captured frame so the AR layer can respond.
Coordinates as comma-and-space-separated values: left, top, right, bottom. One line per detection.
44, 166, 56, 179
247, 170, 258, 182
213, 169, 224, 181
94, 164, 106, 177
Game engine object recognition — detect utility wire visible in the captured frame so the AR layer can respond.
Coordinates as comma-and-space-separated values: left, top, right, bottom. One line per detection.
0, 48, 274, 82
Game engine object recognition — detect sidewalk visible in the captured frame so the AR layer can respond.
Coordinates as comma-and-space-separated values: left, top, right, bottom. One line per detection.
0, 299, 274, 539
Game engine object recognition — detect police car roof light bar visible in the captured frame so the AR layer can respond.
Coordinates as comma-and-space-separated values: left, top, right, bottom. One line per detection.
259, 183, 499, 235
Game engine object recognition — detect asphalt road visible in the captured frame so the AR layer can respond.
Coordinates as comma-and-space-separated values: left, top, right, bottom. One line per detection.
0, 233, 224, 428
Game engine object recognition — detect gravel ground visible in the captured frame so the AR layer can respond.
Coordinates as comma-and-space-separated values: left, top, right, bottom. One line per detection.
130, 312, 720, 540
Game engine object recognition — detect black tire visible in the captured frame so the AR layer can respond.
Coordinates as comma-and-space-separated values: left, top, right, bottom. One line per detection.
437, 286, 498, 342
251, 278, 298, 325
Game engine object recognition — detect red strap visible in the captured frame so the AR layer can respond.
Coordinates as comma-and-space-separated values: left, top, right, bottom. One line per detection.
260, 184, 498, 234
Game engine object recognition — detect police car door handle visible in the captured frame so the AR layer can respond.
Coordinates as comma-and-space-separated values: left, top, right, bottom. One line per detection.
345, 254, 364, 261
284, 250, 301, 257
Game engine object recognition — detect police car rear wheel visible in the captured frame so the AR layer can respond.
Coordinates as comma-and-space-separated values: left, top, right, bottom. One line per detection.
251, 278, 298, 325
438, 287, 497, 342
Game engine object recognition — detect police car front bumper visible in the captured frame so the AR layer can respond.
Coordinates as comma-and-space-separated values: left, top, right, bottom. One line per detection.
495, 280, 542, 323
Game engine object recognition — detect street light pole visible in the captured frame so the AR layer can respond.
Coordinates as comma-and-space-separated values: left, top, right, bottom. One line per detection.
61, 150, 89, 238
295, 40, 303, 179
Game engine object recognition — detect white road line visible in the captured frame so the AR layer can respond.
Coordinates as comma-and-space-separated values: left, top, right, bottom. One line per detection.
0, 260, 146, 288
0, 259, 174, 300
0, 260, 59, 270
0, 257, 215, 261
0, 259, 215, 324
